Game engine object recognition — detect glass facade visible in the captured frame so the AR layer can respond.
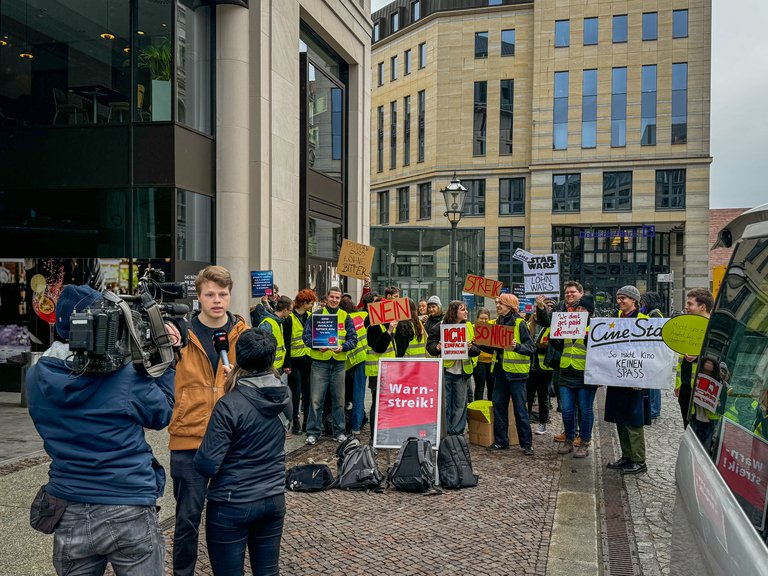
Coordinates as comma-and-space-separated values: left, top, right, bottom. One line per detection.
553, 71, 568, 150
582, 69, 597, 148
473, 81, 487, 156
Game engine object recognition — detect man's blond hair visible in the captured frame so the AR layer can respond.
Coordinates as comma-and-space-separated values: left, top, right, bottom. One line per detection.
195, 265, 233, 293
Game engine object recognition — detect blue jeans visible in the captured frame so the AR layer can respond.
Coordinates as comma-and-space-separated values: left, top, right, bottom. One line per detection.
53, 503, 164, 576
171, 450, 208, 576
206, 494, 286, 576
444, 371, 470, 435
559, 383, 598, 444
349, 363, 367, 432
493, 370, 532, 449
650, 388, 661, 419
307, 359, 346, 437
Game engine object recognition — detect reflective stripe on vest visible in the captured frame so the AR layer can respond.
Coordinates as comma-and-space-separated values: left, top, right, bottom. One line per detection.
259, 316, 286, 370
560, 338, 586, 371
290, 312, 309, 358
443, 322, 477, 375
536, 327, 553, 371
501, 319, 530, 374
365, 324, 395, 377
346, 311, 369, 368
405, 324, 427, 357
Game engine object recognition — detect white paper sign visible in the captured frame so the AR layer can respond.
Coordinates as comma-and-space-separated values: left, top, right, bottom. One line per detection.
549, 312, 588, 339
440, 324, 469, 360
693, 374, 723, 413
523, 254, 559, 298
512, 248, 534, 263
584, 317, 677, 389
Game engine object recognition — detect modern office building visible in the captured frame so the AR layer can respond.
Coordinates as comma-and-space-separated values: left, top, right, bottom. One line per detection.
370, 0, 711, 313
0, 0, 371, 370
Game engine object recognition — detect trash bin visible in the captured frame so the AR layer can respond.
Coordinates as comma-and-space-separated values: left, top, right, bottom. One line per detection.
20, 351, 43, 408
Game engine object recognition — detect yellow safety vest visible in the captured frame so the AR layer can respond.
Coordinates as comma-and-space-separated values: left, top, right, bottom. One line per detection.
309, 308, 350, 362
443, 322, 477, 375
535, 327, 553, 371
500, 318, 530, 374
405, 322, 427, 357
259, 316, 286, 370
289, 312, 309, 358
365, 324, 396, 377
345, 311, 369, 369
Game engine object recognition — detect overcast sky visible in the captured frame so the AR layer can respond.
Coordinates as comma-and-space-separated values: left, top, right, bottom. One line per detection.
370, 0, 764, 209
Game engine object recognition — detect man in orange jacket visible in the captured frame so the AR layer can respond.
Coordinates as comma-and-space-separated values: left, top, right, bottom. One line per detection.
168, 265, 250, 576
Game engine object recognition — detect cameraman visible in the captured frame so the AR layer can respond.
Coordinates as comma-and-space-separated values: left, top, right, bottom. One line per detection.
168, 265, 249, 576
26, 284, 180, 575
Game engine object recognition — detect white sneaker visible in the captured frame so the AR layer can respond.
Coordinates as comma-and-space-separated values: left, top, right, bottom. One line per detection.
335, 433, 348, 443
305, 435, 317, 445
535, 424, 547, 435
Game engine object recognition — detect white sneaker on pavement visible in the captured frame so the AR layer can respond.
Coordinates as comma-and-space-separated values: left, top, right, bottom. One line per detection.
535, 424, 547, 435
305, 435, 317, 445
335, 434, 347, 443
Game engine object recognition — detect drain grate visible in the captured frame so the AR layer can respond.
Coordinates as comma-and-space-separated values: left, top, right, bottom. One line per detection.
596, 387, 641, 576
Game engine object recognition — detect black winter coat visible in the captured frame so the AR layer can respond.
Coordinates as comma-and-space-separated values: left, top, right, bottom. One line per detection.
194, 372, 291, 503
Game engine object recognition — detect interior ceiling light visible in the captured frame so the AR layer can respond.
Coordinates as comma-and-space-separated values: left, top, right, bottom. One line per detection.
0, 39, 7, 47
20, 0, 33, 59
100, 0, 114, 40
123, 46, 130, 53
137, 30, 145, 35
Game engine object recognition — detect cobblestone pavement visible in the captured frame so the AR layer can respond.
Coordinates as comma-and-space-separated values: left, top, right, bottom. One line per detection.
616, 389, 684, 576
158, 424, 566, 576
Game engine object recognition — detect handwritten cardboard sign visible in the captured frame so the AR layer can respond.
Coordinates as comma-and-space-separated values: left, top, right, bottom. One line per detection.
441, 324, 469, 359
523, 254, 559, 298
662, 314, 709, 356
463, 274, 503, 299
474, 322, 517, 349
693, 374, 724, 413
337, 239, 375, 280
549, 311, 588, 339
368, 297, 411, 326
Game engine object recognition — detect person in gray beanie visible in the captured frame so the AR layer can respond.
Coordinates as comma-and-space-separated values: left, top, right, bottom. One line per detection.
423, 296, 444, 351
615, 285, 641, 305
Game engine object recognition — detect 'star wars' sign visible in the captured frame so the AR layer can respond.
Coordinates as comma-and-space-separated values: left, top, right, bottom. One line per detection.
523, 254, 559, 298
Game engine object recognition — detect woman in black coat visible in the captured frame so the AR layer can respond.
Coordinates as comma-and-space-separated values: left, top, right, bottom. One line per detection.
194, 329, 291, 576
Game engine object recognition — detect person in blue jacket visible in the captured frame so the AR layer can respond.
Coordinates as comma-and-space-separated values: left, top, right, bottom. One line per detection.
194, 328, 291, 576
26, 284, 179, 576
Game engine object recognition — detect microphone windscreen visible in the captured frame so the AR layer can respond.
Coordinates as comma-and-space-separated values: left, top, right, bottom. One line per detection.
213, 330, 229, 353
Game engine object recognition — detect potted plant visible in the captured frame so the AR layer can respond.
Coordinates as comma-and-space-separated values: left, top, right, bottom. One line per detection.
138, 37, 171, 121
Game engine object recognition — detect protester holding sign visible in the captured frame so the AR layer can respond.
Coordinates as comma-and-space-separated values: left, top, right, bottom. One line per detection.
473, 308, 495, 402
604, 285, 650, 476
527, 301, 554, 435
286, 289, 317, 434
339, 298, 369, 436
484, 294, 536, 455
426, 301, 481, 435
423, 296, 444, 356
257, 296, 293, 374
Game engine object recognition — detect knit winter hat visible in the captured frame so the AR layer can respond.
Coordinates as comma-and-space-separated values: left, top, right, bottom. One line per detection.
575, 294, 595, 314
427, 295, 442, 306
616, 285, 641, 304
236, 328, 277, 373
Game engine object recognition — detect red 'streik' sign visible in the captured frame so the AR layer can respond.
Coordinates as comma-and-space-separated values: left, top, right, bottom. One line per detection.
716, 418, 768, 522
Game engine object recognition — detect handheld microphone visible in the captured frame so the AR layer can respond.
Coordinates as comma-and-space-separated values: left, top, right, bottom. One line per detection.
213, 330, 230, 368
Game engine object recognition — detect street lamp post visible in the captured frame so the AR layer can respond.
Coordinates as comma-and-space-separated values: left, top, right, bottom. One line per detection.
441, 172, 468, 302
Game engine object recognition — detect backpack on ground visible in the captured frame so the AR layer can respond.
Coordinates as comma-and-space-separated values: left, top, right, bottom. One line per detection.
387, 437, 434, 493
285, 464, 335, 492
333, 437, 384, 491
438, 435, 478, 489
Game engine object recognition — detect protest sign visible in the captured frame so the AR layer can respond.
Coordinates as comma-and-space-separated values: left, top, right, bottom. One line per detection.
518, 297, 536, 314
716, 418, 768, 530
374, 358, 442, 449
523, 254, 559, 298
337, 239, 375, 280
311, 314, 339, 348
250, 270, 273, 298
368, 297, 411, 326
441, 324, 469, 359
474, 322, 516, 349
584, 317, 677, 389
661, 314, 710, 356
463, 274, 503, 299
512, 248, 534, 263
549, 311, 588, 339
693, 374, 723, 413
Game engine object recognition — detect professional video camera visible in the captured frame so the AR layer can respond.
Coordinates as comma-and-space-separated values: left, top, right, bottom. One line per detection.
68, 266, 189, 376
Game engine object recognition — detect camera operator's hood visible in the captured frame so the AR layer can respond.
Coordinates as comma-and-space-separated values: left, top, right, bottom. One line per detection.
237, 373, 290, 418
34, 350, 108, 407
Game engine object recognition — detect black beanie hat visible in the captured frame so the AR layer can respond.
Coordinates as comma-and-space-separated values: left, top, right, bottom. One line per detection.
575, 294, 595, 314
235, 328, 277, 372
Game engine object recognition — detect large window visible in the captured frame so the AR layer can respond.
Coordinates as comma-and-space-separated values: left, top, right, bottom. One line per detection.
373, 21, 381, 42
378, 62, 384, 86
377, 105, 384, 172
603, 171, 632, 211
641, 65, 657, 145
308, 217, 342, 260
307, 63, 343, 179
378, 190, 390, 224
475, 32, 488, 58
672, 63, 688, 144
553, 72, 569, 150
553, 174, 581, 212
176, 189, 212, 261
397, 187, 409, 222
403, 95, 411, 166
501, 29, 516, 56
499, 178, 525, 215
404, 49, 412, 75
673, 10, 688, 38
555, 20, 570, 47
463, 179, 486, 216
390, 101, 397, 169
390, 12, 400, 33
582, 69, 597, 148
642, 12, 658, 41
419, 183, 431, 219
611, 67, 627, 147
419, 42, 426, 68
411, 1, 421, 22
391, 55, 398, 81
584, 17, 599, 45
418, 90, 426, 162
613, 15, 628, 43
656, 169, 686, 209
176, 0, 212, 134
499, 80, 514, 155
498, 227, 525, 288
473, 81, 487, 156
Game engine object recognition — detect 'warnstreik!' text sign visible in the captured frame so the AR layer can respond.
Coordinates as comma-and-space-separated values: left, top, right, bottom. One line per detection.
584, 317, 677, 389
523, 254, 559, 298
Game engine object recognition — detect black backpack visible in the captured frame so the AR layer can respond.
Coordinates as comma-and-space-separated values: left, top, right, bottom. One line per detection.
285, 464, 335, 492
438, 435, 478, 489
333, 437, 384, 491
387, 438, 434, 493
